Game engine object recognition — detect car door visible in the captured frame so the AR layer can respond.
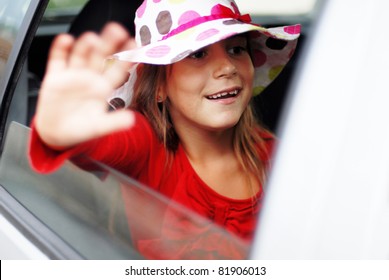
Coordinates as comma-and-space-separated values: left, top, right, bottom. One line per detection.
251, 0, 389, 259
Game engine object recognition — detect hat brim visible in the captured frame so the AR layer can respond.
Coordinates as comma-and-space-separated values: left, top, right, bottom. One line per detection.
111, 19, 300, 99
114, 19, 299, 64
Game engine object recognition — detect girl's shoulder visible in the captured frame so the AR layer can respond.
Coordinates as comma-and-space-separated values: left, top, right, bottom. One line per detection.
258, 127, 275, 141
255, 126, 277, 161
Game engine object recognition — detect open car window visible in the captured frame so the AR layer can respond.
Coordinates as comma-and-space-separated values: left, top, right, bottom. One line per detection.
0, 122, 249, 259
0, 0, 386, 262
0, 0, 324, 260
0, 1, 28, 78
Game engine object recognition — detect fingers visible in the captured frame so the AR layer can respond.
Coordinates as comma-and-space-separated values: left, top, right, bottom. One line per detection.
44, 23, 136, 97
68, 32, 100, 69
121, 38, 137, 53
63, 23, 136, 76
45, 34, 75, 74
68, 22, 132, 70
101, 23, 137, 88
100, 22, 131, 54
104, 59, 133, 89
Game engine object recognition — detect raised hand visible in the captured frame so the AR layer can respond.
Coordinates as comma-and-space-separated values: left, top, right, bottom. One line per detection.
34, 23, 136, 149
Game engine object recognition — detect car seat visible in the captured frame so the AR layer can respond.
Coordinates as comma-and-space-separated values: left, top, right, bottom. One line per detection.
68, 0, 143, 37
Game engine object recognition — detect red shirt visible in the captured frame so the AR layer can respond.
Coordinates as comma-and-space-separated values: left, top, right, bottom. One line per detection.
29, 111, 274, 259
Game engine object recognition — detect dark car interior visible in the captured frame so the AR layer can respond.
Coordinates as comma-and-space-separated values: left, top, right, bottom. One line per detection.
25, 0, 308, 134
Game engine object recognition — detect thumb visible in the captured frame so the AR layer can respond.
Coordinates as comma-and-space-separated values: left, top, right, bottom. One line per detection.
93, 110, 136, 138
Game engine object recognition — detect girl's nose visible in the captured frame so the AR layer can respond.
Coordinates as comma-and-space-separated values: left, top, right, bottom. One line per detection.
212, 49, 237, 79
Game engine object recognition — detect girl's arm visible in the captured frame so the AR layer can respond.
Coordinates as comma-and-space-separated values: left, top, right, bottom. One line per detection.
29, 111, 155, 176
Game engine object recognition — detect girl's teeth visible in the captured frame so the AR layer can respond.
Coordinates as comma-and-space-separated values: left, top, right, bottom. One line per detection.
208, 90, 238, 99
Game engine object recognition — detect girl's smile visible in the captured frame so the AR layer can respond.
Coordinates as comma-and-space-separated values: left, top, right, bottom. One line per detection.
205, 88, 241, 103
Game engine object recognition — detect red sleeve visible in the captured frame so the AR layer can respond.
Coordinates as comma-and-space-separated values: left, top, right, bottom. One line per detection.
28, 111, 156, 176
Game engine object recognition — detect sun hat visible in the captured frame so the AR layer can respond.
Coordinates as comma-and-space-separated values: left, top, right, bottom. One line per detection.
109, 0, 300, 108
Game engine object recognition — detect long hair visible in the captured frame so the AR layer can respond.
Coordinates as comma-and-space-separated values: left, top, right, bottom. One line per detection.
131, 63, 272, 190
130, 64, 178, 151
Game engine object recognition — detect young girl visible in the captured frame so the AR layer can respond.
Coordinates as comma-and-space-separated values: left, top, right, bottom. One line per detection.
29, 0, 300, 259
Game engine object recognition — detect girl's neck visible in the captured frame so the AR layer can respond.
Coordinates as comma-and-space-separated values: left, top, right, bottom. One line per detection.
176, 124, 235, 163
177, 124, 260, 200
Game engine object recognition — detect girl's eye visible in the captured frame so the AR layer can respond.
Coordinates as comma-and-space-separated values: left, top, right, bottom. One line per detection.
228, 45, 247, 55
189, 50, 207, 59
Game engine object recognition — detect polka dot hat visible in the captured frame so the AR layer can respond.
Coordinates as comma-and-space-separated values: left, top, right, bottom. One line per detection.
110, 0, 300, 108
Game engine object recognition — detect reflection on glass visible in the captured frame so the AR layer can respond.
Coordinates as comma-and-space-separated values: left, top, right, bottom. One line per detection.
0, 122, 249, 259
117, 170, 249, 259
44, 0, 88, 18
0, 0, 30, 78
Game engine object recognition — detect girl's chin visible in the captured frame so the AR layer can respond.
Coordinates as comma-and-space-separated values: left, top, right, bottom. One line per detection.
204, 119, 241, 132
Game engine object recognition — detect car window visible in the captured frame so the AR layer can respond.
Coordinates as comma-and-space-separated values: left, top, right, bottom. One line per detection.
46, 0, 89, 15
0, 0, 319, 260
41, 0, 88, 25
0, 0, 31, 83
0, 122, 249, 259
0, 0, 44, 150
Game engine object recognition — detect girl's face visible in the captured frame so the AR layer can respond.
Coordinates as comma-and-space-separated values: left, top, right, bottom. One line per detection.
165, 35, 254, 133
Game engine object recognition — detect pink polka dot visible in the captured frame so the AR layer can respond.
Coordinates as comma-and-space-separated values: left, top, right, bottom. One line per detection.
252, 50, 267, 67
178, 11, 201, 25
137, 0, 147, 18
153, 0, 161, 2
146, 45, 171, 58
284, 25, 301, 35
196, 28, 219, 41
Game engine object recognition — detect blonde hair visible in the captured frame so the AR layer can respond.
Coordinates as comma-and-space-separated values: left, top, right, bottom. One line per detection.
131, 63, 272, 189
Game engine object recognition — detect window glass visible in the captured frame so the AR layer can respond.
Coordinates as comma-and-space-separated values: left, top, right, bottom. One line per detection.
0, 0, 31, 78
0, 122, 249, 259
45, 0, 88, 17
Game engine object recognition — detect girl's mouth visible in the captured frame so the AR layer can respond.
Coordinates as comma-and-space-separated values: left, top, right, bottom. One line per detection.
206, 89, 240, 100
